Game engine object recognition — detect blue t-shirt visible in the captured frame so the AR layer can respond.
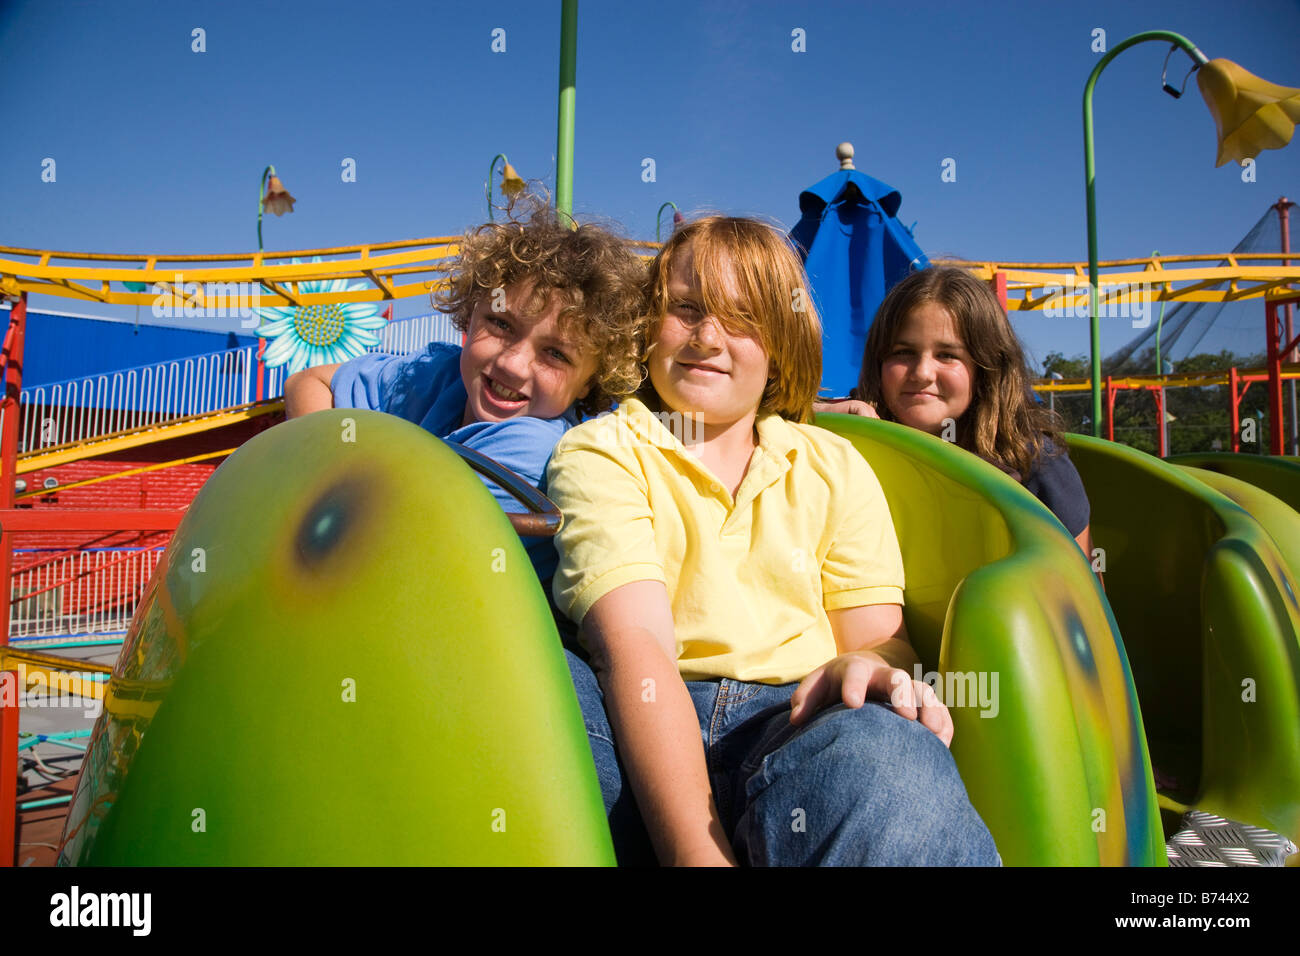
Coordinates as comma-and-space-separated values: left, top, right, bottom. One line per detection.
329, 342, 575, 580
1022, 439, 1090, 538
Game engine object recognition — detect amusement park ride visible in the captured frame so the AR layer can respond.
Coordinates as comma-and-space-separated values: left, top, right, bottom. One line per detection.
0, 237, 1296, 866
1, 4, 1299, 867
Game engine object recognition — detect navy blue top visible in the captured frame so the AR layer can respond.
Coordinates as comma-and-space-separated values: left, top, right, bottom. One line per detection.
330, 342, 577, 580
1021, 440, 1091, 538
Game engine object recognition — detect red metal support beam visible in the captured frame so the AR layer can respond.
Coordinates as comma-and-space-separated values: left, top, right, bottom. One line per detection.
1268, 301, 1285, 455
1276, 197, 1296, 455
0, 509, 185, 532
1150, 386, 1167, 458
256, 337, 266, 403
990, 271, 1008, 311
1230, 366, 1241, 453
1272, 293, 1300, 361
1230, 371, 1264, 452
1264, 292, 1300, 456
1, 293, 29, 619
0, 293, 26, 867
0, 669, 15, 867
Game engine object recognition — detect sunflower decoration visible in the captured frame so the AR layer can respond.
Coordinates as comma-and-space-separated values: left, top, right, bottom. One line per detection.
253, 257, 389, 375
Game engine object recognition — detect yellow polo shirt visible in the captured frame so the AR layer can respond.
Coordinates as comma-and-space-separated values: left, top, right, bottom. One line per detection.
547, 398, 904, 684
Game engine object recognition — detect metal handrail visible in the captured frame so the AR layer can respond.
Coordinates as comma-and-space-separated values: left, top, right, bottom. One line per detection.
450, 444, 563, 538
11, 312, 461, 450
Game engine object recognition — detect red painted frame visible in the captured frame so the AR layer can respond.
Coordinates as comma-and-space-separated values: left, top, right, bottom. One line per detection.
0, 293, 185, 865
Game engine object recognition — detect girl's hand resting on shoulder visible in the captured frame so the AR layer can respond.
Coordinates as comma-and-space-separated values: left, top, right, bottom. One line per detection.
789, 650, 954, 747
812, 398, 880, 419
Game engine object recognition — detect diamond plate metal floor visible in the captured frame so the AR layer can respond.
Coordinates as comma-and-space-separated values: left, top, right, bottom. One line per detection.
1166, 810, 1297, 866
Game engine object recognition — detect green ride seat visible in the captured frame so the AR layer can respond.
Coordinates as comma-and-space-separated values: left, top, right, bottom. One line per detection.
816, 414, 1163, 866
61, 408, 1190, 866
1177, 464, 1300, 585
1067, 435, 1300, 848
59, 410, 615, 866
1167, 452, 1300, 514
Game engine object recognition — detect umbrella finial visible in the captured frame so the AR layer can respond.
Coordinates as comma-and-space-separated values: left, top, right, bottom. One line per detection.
836, 142, 855, 169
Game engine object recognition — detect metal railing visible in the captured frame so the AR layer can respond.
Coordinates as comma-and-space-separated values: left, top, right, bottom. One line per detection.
11, 311, 459, 451
378, 312, 460, 353
17, 350, 269, 451
8, 546, 166, 643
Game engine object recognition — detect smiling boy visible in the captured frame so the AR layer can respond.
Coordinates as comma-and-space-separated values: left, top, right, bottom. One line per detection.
547, 217, 998, 866
284, 209, 646, 580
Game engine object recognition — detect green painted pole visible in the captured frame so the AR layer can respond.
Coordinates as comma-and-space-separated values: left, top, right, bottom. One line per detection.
258, 164, 276, 254
556, 0, 578, 222
1083, 30, 1207, 437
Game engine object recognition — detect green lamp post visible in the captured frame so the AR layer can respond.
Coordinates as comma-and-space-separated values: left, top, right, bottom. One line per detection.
656, 202, 683, 243
486, 154, 526, 221
258, 164, 296, 253
1082, 33, 1300, 438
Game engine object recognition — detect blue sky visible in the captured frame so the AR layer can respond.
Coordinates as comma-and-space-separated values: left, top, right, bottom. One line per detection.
2, 0, 1298, 371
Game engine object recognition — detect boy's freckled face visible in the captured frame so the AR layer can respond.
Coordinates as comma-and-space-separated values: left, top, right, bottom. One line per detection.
880, 301, 977, 435
649, 249, 770, 426
460, 280, 599, 426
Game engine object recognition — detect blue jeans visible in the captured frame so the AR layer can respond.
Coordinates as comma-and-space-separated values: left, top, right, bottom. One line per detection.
565, 649, 1001, 866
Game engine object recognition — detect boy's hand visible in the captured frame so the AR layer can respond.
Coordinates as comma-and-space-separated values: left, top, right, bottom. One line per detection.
812, 398, 879, 419
790, 650, 954, 747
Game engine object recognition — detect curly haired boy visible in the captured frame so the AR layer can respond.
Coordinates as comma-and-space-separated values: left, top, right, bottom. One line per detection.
285, 206, 647, 580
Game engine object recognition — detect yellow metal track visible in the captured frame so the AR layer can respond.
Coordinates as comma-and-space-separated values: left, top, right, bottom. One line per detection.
0, 237, 662, 308
14, 399, 284, 473
0, 243, 1291, 310
1033, 363, 1300, 392
942, 253, 1300, 310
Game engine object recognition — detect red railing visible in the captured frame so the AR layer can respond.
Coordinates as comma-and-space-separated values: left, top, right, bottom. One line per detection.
0, 293, 187, 865
1267, 294, 1300, 455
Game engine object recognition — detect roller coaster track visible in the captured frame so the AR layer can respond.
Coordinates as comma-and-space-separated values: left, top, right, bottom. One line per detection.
0, 243, 1293, 310
1, 242, 1296, 469
0, 236, 660, 308
942, 253, 1300, 310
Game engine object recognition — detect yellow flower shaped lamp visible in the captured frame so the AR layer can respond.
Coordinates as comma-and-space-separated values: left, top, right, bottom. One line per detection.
500, 161, 526, 199
1197, 58, 1300, 166
262, 174, 297, 216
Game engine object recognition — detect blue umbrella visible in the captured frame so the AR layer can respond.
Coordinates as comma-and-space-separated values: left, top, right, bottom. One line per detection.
790, 156, 928, 398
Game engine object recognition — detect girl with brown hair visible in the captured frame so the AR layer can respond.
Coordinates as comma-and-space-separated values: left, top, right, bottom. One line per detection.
817, 265, 1093, 558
